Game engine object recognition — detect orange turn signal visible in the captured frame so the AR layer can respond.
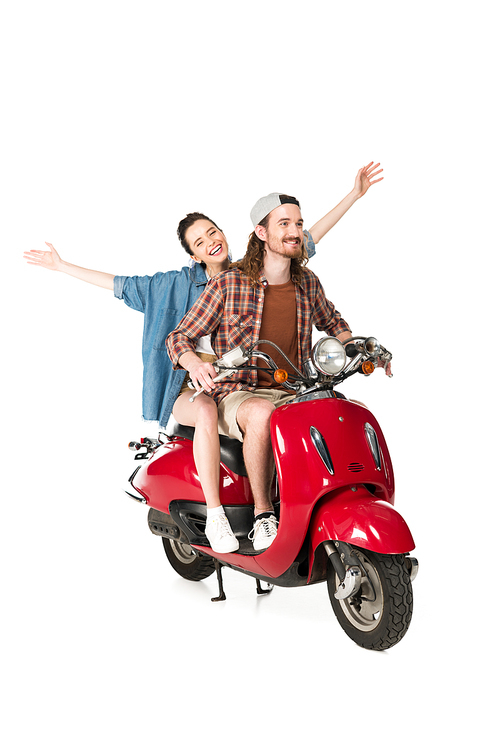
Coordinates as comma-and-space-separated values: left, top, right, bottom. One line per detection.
274, 369, 289, 384
362, 361, 375, 375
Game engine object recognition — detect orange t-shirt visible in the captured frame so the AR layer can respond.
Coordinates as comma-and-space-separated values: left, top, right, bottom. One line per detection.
257, 280, 298, 389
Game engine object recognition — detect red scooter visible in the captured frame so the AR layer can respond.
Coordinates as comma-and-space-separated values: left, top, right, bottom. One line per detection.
126, 336, 418, 651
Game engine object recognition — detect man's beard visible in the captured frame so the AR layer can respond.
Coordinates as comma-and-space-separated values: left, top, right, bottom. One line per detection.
265, 233, 303, 259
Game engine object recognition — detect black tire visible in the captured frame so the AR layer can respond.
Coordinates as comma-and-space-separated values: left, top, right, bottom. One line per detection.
161, 537, 215, 581
327, 548, 413, 651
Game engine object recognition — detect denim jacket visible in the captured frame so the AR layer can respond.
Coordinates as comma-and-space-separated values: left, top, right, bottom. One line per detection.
114, 231, 316, 427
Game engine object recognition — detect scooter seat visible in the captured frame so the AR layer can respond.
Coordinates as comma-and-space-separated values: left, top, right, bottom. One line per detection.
165, 418, 247, 477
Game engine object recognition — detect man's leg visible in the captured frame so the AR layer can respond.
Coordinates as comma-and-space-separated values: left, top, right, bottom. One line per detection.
234, 396, 279, 550
217, 389, 295, 550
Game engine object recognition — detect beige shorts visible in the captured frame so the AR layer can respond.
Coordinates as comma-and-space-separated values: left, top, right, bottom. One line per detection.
218, 389, 296, 441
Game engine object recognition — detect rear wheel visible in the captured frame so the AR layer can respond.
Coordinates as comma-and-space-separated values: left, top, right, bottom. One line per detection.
327, 548, 413, 651
161, 537, 215, 581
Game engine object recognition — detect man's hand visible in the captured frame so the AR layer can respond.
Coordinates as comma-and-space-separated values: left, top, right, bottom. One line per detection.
377, 358, 392, 377
190, 361, 219, 392
307, 162, 384, 245
179, 351, 218, 393
353, 162, 384, 198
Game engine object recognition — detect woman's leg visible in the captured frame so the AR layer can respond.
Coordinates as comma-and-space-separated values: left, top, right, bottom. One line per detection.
173, 391, 238, 553
172, 391, 221, 508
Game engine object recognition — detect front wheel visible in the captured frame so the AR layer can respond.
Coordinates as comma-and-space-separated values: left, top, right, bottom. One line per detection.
327, 548, 413, 651
162, 537, 215, 581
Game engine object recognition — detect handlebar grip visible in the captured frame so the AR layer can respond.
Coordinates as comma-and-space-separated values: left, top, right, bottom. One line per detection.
345, 344, 359, 358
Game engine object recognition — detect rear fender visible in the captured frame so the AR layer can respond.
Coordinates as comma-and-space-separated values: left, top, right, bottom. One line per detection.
310, 486, 415, 557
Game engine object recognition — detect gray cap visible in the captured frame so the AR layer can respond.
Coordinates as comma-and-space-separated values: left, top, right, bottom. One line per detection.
250, 193, 301, 229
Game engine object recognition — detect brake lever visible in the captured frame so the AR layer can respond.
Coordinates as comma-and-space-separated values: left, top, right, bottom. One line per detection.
378, 349, 393, 378
382, 358, 393, 378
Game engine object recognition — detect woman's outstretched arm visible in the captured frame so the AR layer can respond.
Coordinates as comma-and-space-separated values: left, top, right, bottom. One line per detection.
24, 242, 115, 290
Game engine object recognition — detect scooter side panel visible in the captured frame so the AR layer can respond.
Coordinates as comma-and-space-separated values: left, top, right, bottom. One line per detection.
248, 398, 399, 577
131, 438, 254, 514
271, 398, 395, 508
310, 487, 415, 555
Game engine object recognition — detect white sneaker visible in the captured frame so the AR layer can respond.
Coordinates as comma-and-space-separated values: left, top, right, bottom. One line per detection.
205, 513, 239, 553
249, 514, 278, 551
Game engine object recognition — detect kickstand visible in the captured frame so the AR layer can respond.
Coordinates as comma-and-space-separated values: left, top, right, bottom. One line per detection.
211, 560, 226, 602
256, 579, 274, 596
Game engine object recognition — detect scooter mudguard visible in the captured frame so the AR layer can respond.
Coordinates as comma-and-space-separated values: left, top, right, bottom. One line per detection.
310, 486, 415, 556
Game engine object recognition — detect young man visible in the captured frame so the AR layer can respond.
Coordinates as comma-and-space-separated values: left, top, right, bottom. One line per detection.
167, 193, 354, 551
24, 163, 383, 434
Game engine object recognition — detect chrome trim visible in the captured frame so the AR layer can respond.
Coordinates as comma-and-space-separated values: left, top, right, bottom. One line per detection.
364, 422, 382, 471
342, 352, 364, 377
303, 358, 319, 380
310, 426, 334, 475
294, 390, 346, 404
123, 489, 148, 504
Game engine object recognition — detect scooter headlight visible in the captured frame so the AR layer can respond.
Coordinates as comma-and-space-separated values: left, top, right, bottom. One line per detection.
312, 337, 346, 376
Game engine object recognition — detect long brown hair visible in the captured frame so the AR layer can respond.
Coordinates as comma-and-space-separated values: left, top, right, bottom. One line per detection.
231, 224, 308, 288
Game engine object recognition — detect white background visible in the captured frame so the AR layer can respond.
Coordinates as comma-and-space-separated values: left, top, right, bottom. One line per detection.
2, 1, 498, 747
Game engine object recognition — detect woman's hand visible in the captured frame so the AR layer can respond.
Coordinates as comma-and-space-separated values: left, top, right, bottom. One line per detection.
353, 162, 384, 198
23, 243, 115, 289
23, 242, 63, 271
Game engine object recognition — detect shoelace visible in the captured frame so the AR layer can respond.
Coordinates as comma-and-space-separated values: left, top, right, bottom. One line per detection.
248, 516, 278, 540
211, 514, 234, 538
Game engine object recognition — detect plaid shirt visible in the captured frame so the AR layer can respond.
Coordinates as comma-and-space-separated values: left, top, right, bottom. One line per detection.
166, 267, 350, 404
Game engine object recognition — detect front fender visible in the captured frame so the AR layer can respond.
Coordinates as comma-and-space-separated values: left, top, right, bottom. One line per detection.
310, 486, 415, 556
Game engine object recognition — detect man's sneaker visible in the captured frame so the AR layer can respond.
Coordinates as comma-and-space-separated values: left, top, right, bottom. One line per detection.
249, 513, 278, 551
205, 513, 239, 553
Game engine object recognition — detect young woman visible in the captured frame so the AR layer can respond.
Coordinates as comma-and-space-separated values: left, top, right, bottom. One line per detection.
23, 162, 383, 552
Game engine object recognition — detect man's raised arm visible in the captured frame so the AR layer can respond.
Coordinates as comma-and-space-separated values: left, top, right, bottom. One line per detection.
308, 162, 383, 245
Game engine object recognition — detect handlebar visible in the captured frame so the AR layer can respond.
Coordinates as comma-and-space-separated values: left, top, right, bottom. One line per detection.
185, 336, 392, 399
